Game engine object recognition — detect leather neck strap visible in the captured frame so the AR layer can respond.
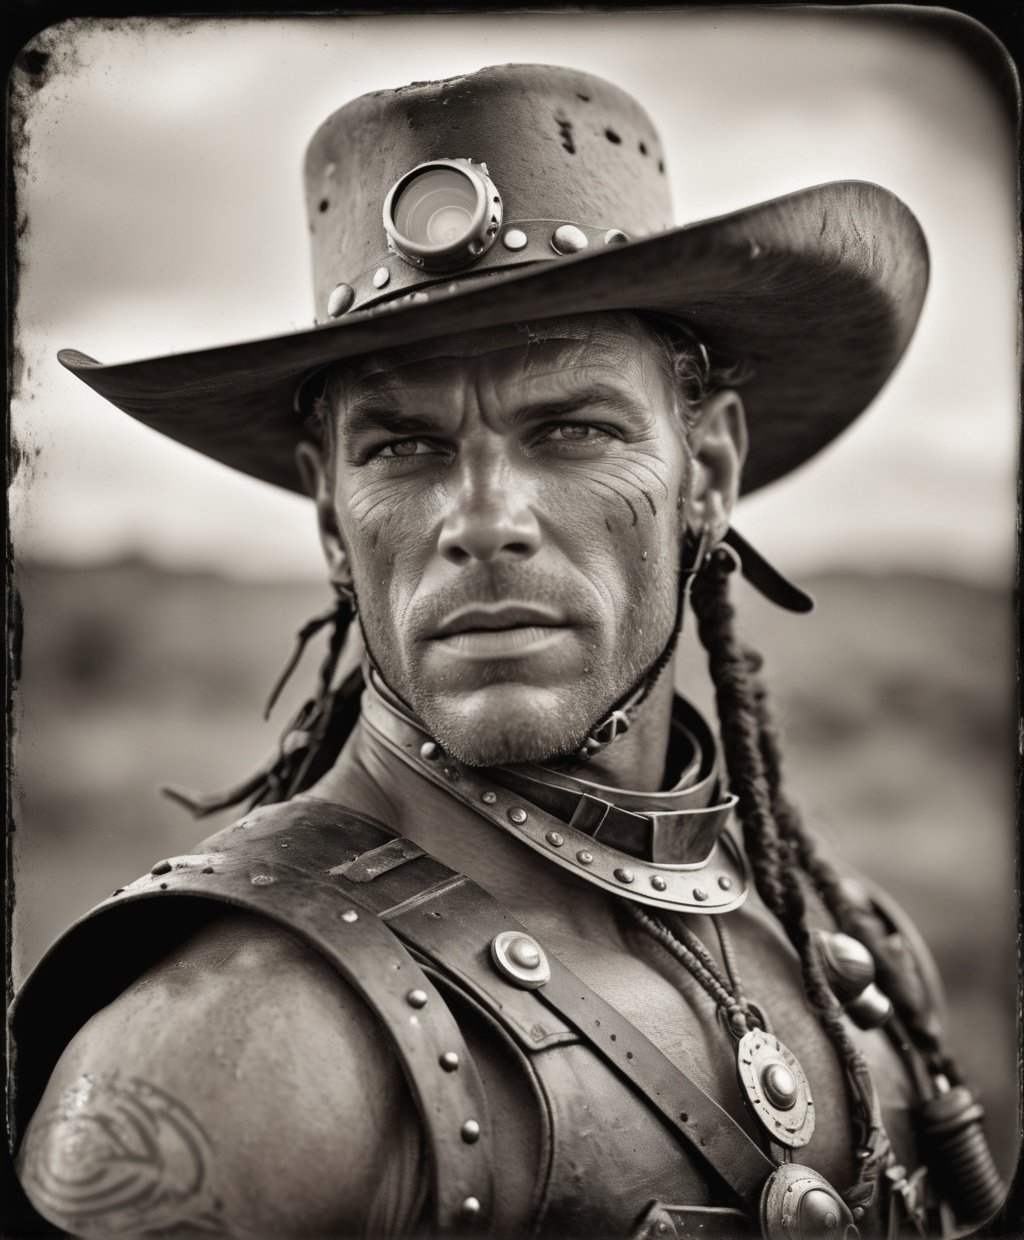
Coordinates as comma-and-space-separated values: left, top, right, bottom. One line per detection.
360, 678, 749, 917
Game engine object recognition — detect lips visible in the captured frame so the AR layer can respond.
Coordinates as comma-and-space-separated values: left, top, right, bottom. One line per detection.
431, 603, 567, 639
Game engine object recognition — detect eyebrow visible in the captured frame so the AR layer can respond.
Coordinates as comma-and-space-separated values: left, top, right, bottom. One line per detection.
338, 380, 648, 439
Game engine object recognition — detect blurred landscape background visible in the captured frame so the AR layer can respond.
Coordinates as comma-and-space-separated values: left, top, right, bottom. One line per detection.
10, 559, 1018, 1175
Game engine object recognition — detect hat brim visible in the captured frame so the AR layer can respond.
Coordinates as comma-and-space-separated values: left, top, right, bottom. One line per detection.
58, 180, 927, 498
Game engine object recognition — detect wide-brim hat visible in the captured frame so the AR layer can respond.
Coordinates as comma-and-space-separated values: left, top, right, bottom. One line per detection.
58, 63, 928, 498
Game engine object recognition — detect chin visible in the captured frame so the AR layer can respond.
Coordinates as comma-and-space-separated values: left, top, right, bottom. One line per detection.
420, 683, 592, 768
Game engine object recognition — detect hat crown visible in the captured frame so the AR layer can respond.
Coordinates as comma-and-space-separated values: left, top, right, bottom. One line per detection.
304, 63, 673, 316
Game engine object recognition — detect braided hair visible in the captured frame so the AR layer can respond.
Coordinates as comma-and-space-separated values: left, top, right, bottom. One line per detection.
689, 547, 965, 1209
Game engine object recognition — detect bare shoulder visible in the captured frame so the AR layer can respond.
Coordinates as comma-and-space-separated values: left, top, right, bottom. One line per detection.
16, 911, 411, 1237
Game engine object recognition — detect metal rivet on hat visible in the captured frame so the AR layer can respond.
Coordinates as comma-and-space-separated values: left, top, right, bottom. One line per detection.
576, 849, 594, 865
406, 988, 429, 1009
503, 228, 528, 251
420, 741, 440, 761
507, 807, 528, 825
693, 887, 709, 902
491, 930, 550, 988
650, 875, 667, 892
327, 283, 355, 317
604, 228, 629, 245
614, 867, 636, 884
373, 266, 391, 288
718, 875, 733, 890
439, 1051, 460, 1072
150, 859, 172, 876
546, 831, 565, 848
341, 909, 359, 923
551, 224, 589, 255
481, 790, 497, 804
461, 1119, 481, 1144
461, 1197, 482, 1222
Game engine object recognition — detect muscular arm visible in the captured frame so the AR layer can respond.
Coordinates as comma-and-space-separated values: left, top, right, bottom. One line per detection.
16, 913, 413, 1238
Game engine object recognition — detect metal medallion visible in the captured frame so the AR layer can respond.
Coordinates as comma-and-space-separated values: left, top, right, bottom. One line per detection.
759, 1164, 858, 1240
736, 1029, 814, 1148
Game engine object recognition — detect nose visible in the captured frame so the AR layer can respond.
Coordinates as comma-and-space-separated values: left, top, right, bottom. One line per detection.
437, 459, 541, 565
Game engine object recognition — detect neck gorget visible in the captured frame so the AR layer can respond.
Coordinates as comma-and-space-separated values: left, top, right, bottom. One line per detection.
359, 672, 748, 916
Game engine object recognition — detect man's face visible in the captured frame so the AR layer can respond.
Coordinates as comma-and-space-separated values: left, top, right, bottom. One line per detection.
322, 313, 692, 766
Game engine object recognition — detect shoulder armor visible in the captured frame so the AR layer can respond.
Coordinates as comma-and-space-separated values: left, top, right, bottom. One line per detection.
10, 797, 494, 1235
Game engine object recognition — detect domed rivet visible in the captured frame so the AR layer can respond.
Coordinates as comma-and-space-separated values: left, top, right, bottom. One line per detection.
650, 875, 667, 892
761, 1061, 798, 1110
604, 228, 629, 244
507, 807, 528, 825
326, 283, 355, 317
693, 887, 709, 902
551, 224, 589, 254
406, 988, 428, 1009
480, 790, 497, 804
491, 930, 550, 988
576, 849, 594, 865
373, 266, 390, 289
718, 875, 733, 890
614, 867, 635, 884
461, 1196, 481, 1221
150, 859, 172, 876
461, 1119, 481, 1144
420, 741, 440, 761
546, 831, 564, 847
503, 228, 528, 251
439, 1051, 460, 1072
341, 909, 359, 923
853, 1207, 865, 1220
507, 936, 542, 970
251, 874, 275, 887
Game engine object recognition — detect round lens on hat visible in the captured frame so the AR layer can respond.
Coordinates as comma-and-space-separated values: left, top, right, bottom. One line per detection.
394, 168, 479, 247
383, 158, 502, 272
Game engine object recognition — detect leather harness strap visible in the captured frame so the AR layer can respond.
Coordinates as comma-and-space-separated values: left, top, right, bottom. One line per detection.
346, 833, 776, 1214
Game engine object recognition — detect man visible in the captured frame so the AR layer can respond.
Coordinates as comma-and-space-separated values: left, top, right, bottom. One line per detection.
9, 64, 1005, 1239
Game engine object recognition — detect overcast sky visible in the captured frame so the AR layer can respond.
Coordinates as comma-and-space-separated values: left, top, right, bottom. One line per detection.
10, 10, 1018, 584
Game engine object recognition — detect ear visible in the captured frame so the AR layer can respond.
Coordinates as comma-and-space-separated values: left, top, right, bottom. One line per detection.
684, 390, 748, 545
295, 441, 353, 592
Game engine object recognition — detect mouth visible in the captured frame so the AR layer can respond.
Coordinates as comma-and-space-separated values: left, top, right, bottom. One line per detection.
430, 604, 570, 660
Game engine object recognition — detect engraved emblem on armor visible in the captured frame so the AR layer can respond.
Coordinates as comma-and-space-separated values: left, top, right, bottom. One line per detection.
737, 1029, 815, 1148
759, 1164, 858, 1240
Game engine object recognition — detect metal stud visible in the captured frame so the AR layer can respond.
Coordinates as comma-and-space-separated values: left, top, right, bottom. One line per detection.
551, 224, 589, 254
718, 875, 733, 891
439, 1051, 460, 1072
150, 859, 172, 876
420, 741, 440, 761
576, 849, 594, 865
373, 266, 390, 288
650, 875, 667, 892
507, 807, 528, 825
406, 988, 429, 1009
614, 867, 636, 884
327, 283, 355, 317
503, 228, 528, 251
251, 874, 275, 887
461, 1119, 481, 1144
491, 930, 550, 988
461, 1196, 482, 1222
693, 887, 709, 902
604, 228, 629, 244
341, 909, 359, 923
480, 790, 497, 805
545, 831, 565, 848
761, 1062, 798, 1110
